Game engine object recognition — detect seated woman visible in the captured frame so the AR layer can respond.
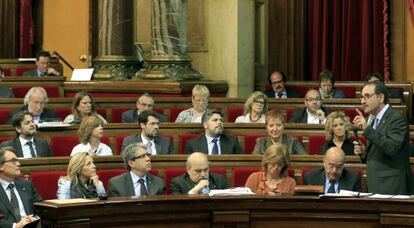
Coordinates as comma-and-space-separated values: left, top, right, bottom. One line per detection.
245, 143, 296, 194
320, 111, 354, 155
57, 152, 105, 199
175, 84, 210, 123
235, 91, 267, 123
71, 115, 113, 156
64, 91, 107, 124
318, 70, 345, 99
253, 110, 306, 155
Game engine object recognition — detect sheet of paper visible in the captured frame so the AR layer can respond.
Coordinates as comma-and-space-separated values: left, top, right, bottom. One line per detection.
71, 68, 94, 81
46, 198, 98, 204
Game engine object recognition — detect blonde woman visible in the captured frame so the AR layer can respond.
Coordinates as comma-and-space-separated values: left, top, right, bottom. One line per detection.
245, 143, 296, 194
175, 84, 210, 123
321, 111, 354, 155
71, 115, 112, 156
57, 152, 105, 199
235, 91, 268, 123
64, 91, 107, 124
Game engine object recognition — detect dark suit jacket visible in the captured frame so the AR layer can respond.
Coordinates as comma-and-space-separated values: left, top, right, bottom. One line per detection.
121, 134, 174, 154
288, 107, 329, 123
0, 177, 42, 227
170, 172, 228, 195
7, 106, 58, 124
0, 137, 52, 158
121, 109, 166, 123
303, 168, 361, 192
184, 134, 243, 154
22, 70, 58, 77
108, 172, 165, 197
264, 87, 301, 98
0, 86, 14, 98
362, 106, 413, 194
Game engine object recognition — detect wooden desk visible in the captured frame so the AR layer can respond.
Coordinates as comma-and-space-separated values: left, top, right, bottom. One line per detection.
35, 194, 414, 227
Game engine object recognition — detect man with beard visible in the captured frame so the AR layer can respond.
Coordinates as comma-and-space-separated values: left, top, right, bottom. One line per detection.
184, 110, 243, 154
170, 152, 227, 194
289, 89, 329, 124
264, 71, 300, 98
121, 110, 174, 154
108, 143, 165, 197
353, 81, 413, 194
1, 111, 52, 158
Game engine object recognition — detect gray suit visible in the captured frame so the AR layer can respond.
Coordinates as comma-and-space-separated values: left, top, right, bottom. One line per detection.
184, 134, 243, 154
303, 168, 361, 192
108, 172, 165, 197
121, 134, 174, 154
0, 137, 52, 158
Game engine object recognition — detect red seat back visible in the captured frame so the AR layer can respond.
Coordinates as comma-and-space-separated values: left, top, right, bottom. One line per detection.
344, 109, 364, 122
96, 108, 107, 121
308, 135, 326, 155
50, 136, 80, 156
301, 167, 313, 185
232, 167, 261, 187
179, 133, 200, 154
287, 85, 308, 97
111, 108, 130, 123
115, 135, 127, 155
97, 169, 125, 190
228, 107, 243, 122
244, 134, 267, 154
55, 108, 72, 120
29, 171, 66, 200
0, 109, 10, 125
15, 68, 36, 76
169, 107, 187, 122
12, 86, 60, 98
338, 87, 356, 98
285, 109, 295, 122
0, 137, 13, 143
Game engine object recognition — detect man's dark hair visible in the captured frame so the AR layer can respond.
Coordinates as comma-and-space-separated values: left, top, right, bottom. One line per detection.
0, 146, 17, 164
201, 109, 223, 124
368, 81, 389, 104
138, 110, 159, 126
268, 71, 287, 84
36, 51, 52, 60
12, 111, 33, 130
365, 72, 384, 83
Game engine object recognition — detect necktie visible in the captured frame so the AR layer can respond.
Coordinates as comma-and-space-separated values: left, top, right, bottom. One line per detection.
277, 92, 283, 98
146, 141, 153, 154
26, 141, 36, 158
211, 139, 219, 155
327, 181, 336, 193
138, 178, 147, 196
8, 184, 21, 222
373, 118, 380, 130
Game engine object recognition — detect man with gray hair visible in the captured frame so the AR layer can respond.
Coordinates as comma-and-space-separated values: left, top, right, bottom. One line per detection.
7, 87, 57, 124
184, 110, 243, 154
122, 93, 166, 123
108, 143, 164, 197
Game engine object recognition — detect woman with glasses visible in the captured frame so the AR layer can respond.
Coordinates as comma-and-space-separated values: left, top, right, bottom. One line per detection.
175, 84, 210, 123
321, 111, 354, 155
235, 91, 267, 123
63, 91, 107, 124
318, 70, 345, 99
57, 152, 105, 199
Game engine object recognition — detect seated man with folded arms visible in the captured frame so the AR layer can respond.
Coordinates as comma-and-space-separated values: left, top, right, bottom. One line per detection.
289, 89, 328, 124
170, 152, 227, 194
108, 143, 165, 197
7, 87, 57, 124
0, 147, 42, 228
1, 111, 52, 158
122, 93, 166, 123
264, 71, 300, 98
23, 51, 61, 77
122, 110, 174, 154
303, 147, 361, 193
184, 109, 243, 154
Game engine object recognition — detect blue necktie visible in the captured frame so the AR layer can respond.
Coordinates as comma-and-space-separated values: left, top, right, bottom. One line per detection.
211, 139, 219, 155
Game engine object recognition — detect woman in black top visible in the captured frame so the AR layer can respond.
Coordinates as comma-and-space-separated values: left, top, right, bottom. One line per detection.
321, 111, 354, 155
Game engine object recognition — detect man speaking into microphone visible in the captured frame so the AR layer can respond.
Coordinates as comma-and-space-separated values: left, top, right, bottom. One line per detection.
23, 51, 61, 77
353, 81, 412, 194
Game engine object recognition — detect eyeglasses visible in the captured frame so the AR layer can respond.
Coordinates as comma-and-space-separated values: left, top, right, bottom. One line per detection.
305, 97, 321, 102
271, 80, 284, 85
29, 100, 47, 106
139, 102, 153, 107
132, 153, 151, 160
253, 99, 265, 105
360, 93, 376, 101
2, 158, 19, 164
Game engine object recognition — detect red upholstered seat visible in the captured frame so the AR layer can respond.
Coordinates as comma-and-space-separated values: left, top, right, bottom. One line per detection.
244, 134, 267, 154
308, 135, 327, 155
344, 108, 363, 122
0, 137, 13, 143
115, 135, 127, 155
285, 109, 295, 122
179, 133, 200, 154
29, 171, 66, 200
50, 136, 80, 156
301, 167, 313, 185
97, 169, 125, 190
169, 107, 186, 122
2, 68, 12, 76
12, 86, 60, 98
0, 109, 10, 125
55, 108, 72, 120
15, 68, 36, 76
338, 86, 356, 98
96, 108, 107, 121
111, 108, 130, 123
228, 107, 243, 122
287, 85, 308, 97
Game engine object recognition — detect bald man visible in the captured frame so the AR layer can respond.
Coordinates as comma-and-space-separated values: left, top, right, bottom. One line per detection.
303, 147, 361, 193
170, 152, 228, 195
289, 89, 329, 124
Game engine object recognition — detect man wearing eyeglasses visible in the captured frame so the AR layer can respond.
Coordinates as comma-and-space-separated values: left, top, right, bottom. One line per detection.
0, 146, 42, 228
121, 93, 166, 123
353, 81, 413, 194
23, 51, 61, 77
108, 143, 165, 197
170, 152, 227, 194
264, 71, 300, 98
289, 89, 329, 124
7, 87, 57, 124
303, 147, 361, 193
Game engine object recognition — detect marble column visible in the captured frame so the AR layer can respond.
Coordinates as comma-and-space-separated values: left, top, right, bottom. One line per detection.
135, 0, 203, 80
92, 0, 140, 80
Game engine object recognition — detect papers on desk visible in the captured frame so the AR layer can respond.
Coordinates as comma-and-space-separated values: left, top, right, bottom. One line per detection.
319, 190, 373, 198
209, 187, 255, 196
46, 198, 98, 204
37, 122, 71, 128
368, 194, 412, 199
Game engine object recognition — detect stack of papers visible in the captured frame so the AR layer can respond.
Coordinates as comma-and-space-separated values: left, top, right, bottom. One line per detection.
209, 187, 255, 196
320, 190, 373, 198
37, 122, 71, 128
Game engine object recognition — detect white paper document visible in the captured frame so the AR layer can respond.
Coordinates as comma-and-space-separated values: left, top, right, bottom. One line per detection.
320, 190, 373, 198
71, 68, 94, 81
209, 187, 255, 196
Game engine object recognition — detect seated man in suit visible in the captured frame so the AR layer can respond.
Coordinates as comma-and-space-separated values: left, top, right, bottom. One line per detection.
170, 152, 227, 194
264, 71, 300, 98
108, 143, 165, 197
184, 109, 243, 154
121, 110, 174, 154
289, 89, 328, 124
122, 93, 166, 123
365, 72, 403, 100
0, 146, 42, 228
1, 112, 52, 158
303, 147, 361, 193
7, 87, 57, 124
23, 51, 60, 77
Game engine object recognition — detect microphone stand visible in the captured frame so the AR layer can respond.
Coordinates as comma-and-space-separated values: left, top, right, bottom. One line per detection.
53, 51, 74, 71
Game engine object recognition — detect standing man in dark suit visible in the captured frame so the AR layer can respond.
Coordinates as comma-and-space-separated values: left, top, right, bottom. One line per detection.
353, 81, 412, 194
303, 147, 361, 193
170, 152, 227, 194
22, 51, 60, 77
108, 143, 165, 197
184, 110, 243, 154
7, 87, 57, 124
264, 71, 300, 98
121, 110, 174, 154
1, 112, 52, 158
121, 93, 166, 123
0, 146, 42, 228
289, 89, 328, 124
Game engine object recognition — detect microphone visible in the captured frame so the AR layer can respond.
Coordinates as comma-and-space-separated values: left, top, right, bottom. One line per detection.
352, 128, 360, 145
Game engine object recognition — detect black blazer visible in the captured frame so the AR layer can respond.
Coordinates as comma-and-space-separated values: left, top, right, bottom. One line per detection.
7, 106, 58, 124
0, 137, 53, 158
303, 167, 361, 192
184, 134, 243, 154
170, 172, 228, 195
288, 107, 329, 123
264, 87, 301, 98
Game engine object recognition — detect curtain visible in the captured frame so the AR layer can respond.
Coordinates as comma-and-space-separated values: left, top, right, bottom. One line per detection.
307, 0, 390, 81
19, 0, 34, 57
